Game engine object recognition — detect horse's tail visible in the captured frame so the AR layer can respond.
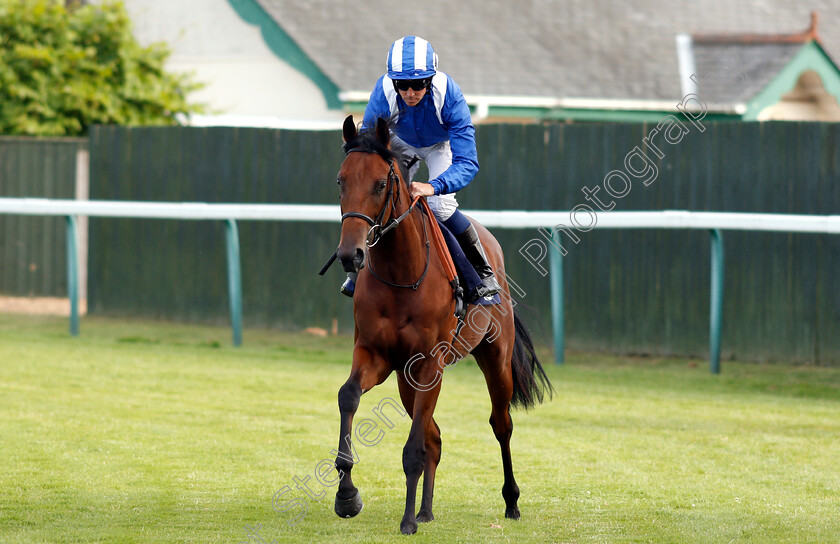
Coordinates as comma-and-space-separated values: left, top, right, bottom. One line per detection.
510, 308, 555, 410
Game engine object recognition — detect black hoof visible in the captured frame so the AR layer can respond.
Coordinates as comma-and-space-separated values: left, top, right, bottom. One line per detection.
334, 490, 363, 518
416, 510, 434, 523
505, 506, 520, 520
400, 518, 418, 535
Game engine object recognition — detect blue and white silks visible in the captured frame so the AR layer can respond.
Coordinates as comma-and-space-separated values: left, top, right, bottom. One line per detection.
361, 72, 479, 197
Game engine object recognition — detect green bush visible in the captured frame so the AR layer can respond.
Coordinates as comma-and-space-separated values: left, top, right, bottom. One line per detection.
0, 0, 203, 136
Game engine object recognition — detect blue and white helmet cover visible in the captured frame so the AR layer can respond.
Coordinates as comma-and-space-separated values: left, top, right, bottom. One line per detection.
386, 36, 438, 80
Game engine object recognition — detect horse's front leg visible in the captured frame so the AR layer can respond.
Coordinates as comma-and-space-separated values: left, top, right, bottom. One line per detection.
416, 419, 441, 523
399, 375, 443, 535
334, 345, 391, 518
397, 373, 441, 524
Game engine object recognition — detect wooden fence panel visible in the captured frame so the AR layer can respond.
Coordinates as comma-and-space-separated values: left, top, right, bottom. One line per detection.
0, 137, 85, 297
86, 122, 840, 364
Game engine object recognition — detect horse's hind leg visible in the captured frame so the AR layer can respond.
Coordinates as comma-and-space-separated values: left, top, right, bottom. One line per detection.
474, 342, 521, 520
334, 345, 391, 519
397, 373, 441, 524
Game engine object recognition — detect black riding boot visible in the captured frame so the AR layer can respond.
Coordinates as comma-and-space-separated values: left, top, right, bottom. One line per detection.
456, 224, 502, 300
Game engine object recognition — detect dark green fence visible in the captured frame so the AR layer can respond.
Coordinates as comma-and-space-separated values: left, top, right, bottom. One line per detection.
87, 126, 350, 330
87, 122, 840, 365
0, 137, 86, 297
473, 122, 840, 365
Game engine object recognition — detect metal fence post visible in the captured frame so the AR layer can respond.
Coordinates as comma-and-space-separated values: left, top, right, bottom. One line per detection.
550, 231, 565, 364
709, 229, 724, 374
224, 219, 243, 347
65, 215, 80, 337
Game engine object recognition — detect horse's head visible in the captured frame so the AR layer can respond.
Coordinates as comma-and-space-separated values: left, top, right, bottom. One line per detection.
336, 115, 399, 274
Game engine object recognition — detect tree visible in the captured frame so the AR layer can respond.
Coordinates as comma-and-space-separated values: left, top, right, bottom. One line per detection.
0, 0, 203, 136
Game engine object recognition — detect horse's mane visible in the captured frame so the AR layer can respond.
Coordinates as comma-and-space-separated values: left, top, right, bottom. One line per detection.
342, 125, 394, 163
342, 116, 414, 187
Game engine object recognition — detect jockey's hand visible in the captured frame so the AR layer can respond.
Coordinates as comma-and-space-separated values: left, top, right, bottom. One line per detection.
409, 182, 435, 199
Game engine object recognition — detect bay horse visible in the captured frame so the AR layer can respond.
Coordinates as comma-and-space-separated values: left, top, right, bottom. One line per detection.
333, 115, 553, 535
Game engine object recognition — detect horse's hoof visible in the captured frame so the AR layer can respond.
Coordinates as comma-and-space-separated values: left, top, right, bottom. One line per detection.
416, 510, 434, 523
505, 506, 520, 520
400, 518, 418, 535
334, 490, 363, 518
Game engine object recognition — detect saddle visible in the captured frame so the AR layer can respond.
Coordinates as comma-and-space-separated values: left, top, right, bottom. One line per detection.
418, 199, 501, 313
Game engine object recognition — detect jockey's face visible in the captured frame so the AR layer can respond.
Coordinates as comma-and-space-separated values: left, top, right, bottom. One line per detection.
398, 86, 426, 107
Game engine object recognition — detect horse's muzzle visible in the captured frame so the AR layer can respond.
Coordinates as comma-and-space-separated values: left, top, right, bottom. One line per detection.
337, 246, 365, 273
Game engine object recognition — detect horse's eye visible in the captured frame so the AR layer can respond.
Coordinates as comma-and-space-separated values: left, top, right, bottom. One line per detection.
375, 180, 387, 194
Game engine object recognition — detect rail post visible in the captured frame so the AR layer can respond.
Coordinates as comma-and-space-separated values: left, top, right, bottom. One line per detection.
224, 219, 243, 347
65, 215, 80, 336
550, 231, 565, 364
709, 229, 724, 374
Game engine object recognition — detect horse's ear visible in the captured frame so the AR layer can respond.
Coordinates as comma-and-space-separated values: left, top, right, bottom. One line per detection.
342, 115, 356, 142
375, 117, 390, 148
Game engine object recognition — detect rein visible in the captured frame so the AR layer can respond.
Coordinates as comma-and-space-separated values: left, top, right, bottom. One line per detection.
340, 150, 430, 290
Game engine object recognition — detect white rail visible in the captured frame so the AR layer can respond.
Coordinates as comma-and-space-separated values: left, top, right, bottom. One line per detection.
3, 197, 840, 373
3, 198, 840, 233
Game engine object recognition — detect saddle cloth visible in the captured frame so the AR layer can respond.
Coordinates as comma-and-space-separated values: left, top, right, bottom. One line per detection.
435, 219, 501, 307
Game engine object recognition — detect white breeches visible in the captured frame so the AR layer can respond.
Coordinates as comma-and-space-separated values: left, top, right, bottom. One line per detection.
391, 135, 458, 221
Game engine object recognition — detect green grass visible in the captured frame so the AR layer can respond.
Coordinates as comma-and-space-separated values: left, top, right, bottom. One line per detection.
1, 314, 839, 543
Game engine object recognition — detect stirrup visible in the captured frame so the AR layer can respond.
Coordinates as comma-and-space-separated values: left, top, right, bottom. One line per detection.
474, 276, 501, 299
340, 277, 355, 298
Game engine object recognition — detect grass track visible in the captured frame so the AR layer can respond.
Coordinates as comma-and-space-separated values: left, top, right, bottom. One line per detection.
1, 315, 839, 543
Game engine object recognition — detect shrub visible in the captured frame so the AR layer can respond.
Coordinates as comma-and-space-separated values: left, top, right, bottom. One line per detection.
0, 0, 203, 136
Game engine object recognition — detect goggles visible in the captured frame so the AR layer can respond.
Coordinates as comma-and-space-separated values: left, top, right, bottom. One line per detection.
394, 78, 431, 92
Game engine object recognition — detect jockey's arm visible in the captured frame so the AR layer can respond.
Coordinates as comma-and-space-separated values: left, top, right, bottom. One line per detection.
427, 86, 479, 195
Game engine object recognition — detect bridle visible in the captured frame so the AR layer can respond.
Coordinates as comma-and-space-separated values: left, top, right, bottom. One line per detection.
339, 150, 430, 289
340, 155, 401, 247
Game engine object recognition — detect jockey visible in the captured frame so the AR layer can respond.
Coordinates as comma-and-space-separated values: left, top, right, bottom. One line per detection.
341, 35, 502, 301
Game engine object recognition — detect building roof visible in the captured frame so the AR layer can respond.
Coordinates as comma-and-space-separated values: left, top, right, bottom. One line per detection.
689, 13, 829, 105
253, 0, 840, 108
691, 42, 804, 105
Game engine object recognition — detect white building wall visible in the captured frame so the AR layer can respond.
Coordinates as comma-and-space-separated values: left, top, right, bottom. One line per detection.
115, 0, 344, 128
